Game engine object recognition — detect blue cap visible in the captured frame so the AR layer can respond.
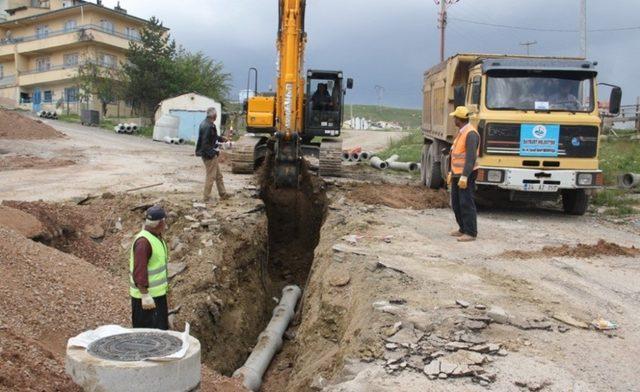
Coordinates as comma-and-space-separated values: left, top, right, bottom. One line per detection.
145, 205, 166, 221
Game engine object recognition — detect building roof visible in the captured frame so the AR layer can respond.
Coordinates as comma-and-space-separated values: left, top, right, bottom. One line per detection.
0, 2, 168, 29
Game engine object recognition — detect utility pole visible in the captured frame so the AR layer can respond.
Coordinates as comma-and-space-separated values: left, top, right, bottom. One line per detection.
520, 40, 537, 55
435, 0, 460, 62
580, 0, 587, 58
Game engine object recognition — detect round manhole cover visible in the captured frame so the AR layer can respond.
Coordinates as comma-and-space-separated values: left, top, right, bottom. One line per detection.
87, 332, 183, 362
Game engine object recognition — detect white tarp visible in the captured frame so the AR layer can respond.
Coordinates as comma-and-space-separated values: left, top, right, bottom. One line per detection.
68, 323, 191, 362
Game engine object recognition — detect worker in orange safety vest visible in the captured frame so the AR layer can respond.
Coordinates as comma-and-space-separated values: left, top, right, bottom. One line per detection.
447, 106, 480, 242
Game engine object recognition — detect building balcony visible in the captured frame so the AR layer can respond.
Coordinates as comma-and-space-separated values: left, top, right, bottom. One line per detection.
0, 74, 17, 87
0, 24, 140, 55
18, 63, 78, 86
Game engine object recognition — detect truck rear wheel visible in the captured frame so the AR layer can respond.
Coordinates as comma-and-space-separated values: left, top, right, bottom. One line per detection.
422, 142, 443, 189
562, 189, 589, 216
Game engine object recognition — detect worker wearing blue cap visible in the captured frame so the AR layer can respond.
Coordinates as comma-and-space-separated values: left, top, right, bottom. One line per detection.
129, 205, 170, 329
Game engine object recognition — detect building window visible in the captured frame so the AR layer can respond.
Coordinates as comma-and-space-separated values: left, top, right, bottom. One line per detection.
35, 25, 50, 39
64, 20, 77, 32
44, 90, 53, 102
100, 19, 115, 34
0, 65, 3, 79
64, 87, 79, 103
32, 0, 50, 7
99, 53, 117, 69
64, 53, 79, 67
36, 57, 51, 72
125, 27, 140, 40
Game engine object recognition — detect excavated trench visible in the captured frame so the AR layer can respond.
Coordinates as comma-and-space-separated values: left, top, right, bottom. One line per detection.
192, 159, 328, 382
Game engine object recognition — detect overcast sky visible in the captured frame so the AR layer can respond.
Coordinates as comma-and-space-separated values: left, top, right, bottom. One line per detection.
102, 0, 639, 108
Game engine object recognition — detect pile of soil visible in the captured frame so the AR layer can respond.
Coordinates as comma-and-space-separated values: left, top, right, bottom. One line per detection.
502, 239, 640, 259
0, 109, 64, 140
0, 205, 45, 238
346, 183, 450, 209
0, 226, 129, 391
0, 155, 75, 171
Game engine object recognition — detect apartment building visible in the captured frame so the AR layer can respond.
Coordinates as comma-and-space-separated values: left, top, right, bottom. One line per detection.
0, 0, 162, 115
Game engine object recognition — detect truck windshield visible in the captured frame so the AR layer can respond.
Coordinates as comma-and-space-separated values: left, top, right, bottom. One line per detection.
486, 71, 594, 112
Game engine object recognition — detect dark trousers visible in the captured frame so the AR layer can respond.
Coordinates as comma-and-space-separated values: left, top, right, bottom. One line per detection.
131, 295, 169, 330
451, 171, 478, 237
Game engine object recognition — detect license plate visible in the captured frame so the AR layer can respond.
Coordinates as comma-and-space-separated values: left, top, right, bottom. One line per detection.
523, 183, 559, 192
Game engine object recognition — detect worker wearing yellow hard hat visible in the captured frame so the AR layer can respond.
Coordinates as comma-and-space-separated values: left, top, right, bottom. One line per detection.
447, 106, 480, 242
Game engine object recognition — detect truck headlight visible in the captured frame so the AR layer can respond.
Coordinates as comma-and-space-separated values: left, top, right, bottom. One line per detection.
487, 169, 504, 183
577, 173, 594, 186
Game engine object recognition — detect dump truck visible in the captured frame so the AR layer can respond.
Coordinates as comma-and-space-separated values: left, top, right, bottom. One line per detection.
421, 53, 622, 215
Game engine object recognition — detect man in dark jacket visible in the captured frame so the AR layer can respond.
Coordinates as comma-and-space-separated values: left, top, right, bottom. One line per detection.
196, 107, 230, 202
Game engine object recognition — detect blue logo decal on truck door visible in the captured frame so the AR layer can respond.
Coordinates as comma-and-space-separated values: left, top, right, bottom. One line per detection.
520, 124, 560, 157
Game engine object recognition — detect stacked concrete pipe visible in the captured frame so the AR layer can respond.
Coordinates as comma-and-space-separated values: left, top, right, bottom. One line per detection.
620, 173, 640, 189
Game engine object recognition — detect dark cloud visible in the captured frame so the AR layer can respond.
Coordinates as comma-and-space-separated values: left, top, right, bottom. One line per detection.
104, 0, 639, 108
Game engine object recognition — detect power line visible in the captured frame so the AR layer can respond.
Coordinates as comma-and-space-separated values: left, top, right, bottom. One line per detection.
449, 16, 640, 33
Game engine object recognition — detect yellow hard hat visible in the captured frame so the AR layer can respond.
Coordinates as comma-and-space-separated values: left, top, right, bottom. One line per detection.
449, 106, 471, 119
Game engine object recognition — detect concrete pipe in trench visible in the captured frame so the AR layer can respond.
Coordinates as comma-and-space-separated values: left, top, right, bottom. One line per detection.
233, 285, 302, 391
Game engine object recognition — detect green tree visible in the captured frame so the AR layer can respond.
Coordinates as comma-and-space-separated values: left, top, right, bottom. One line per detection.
74, 61, 121, 116
172, 49, 231, 104
121, 16, 176, 116
120, 17, 231, 118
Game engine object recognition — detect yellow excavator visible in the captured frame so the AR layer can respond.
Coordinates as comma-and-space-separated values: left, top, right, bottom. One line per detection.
231, 0, 353, 188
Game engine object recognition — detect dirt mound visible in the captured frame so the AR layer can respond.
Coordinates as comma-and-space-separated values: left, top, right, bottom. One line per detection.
0, 226, 129, 390
345, 183, 450, 209
502, 239, 640, 259
0, 205, 45, 238
0, 155, 75, 171
0, 109, 64, 140
3, 200, 122, 269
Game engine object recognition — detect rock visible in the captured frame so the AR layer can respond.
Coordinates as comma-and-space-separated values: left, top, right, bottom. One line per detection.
456, 299, 470, 308
200, 218, 217, 227
385, 343, 398, 350
446, 342, 471, 351
465, 320, 487, 330
431, 351, 446, 358
0, 206, 46, 239
423, 360, 440, 376
452, 365, 473, 377
460, 334, 487, 344
168, 262, 187, 279
174, 242, 186, 254
444, 350, 486, 366
497, 349, 508, 356
469, 344, 491, 353
310, 375, 328, 391
329, 273, 351, 287
439, 360, 457, 375
480, 380, 489, 386
407, 355, 424, 369
184, 215, 197, 222
170, 237, 181, 250
383, 322, 402, 337
203, 239, 213, 248
438, 373, 448, 379
475, 304, 487, 310
101, 192, 115, 199
114, 218, 123, 231
487, 344, 500, 353
168, 305, 182, 315
384, 349, 405, 363
192, 203, 206, 209
487, 306, 509, 324
85, 224, 105, 240
385, 323, 423, 345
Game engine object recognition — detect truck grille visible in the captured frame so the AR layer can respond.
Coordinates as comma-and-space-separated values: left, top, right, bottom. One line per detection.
484, 123, 598, 158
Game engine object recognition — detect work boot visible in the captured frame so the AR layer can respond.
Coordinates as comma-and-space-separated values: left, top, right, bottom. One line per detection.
450, 230, 464, 237
220, 193, 232, 201
457, 234, 476, 242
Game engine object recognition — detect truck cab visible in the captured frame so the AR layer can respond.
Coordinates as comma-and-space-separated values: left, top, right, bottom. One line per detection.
421, 54, 622, 215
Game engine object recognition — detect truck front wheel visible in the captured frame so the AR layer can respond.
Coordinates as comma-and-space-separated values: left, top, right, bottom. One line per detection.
422, 142, 443, 189
562, 189, 589, 215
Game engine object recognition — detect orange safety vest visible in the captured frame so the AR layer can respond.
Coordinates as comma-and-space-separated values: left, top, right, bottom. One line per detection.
450, 124, 480, 175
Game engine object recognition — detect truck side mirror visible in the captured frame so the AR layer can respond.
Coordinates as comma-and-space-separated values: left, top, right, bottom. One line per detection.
346, 78, 354, 89
454, 85, 466, 107
609, 87, 622, 115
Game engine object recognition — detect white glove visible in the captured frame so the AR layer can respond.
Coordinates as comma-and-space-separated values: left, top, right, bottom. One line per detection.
141, 293, 156, 310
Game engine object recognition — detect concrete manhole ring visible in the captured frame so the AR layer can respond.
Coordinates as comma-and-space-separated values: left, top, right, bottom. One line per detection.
87, 332, 183, 362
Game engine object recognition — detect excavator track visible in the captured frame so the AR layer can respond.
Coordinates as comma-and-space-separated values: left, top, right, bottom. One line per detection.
231, 135, 262, 174
319, 138, 343, 178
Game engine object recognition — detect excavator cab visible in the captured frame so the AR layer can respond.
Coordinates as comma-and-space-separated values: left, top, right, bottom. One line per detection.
304, 70, 353, 138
